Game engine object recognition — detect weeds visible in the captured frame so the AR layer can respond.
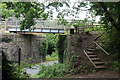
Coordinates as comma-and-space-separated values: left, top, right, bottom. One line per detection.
108, 61, 119, 71
32, 63, 68, 78
46, 51, 58, 62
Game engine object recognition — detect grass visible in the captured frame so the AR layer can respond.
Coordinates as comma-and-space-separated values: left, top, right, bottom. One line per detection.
31, 74, 40, 78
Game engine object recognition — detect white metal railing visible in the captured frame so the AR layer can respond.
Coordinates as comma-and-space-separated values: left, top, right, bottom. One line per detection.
4, 17, 68, 30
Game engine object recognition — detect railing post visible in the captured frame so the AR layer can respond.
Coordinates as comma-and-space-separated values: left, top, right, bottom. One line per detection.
5, 19, 7, 28
18, 48, 21, 66
16, 20, 17, 32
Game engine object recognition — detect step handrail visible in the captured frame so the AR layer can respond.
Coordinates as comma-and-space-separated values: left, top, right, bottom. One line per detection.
87, 27, 112, 55
84, 50, 97, 68
88, 27, 112, 47
93, 41, 109, 55
88, 32, 107, 47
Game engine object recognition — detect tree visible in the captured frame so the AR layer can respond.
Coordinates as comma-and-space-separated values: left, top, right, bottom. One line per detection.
90, 2, 120, 31
3, 1, 70, 30
0, 3, 14, 19
90, 2, 120, 55
3, 2, 48, 30
56, 1, 91, 32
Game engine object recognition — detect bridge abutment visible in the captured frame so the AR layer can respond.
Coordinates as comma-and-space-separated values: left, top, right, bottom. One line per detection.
1, 33, 46, 63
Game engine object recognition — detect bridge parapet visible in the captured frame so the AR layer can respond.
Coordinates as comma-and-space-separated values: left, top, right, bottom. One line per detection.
2, 17, 69, 33
4, 17, 68, 29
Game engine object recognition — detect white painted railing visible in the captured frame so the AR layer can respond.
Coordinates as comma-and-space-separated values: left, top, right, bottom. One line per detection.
4, 17, 68, 30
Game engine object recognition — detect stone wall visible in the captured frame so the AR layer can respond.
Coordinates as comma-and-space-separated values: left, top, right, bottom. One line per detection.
64, 32, 96, 70
1, 33, 46, 63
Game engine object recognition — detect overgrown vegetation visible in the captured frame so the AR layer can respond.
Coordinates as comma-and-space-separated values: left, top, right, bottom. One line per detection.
68, 63, 96, 75
31, 63, 68, 78
46, 51, 58, 62
39, 41, 47, 62
90, 2, 120, 71
2, 51, 29, 80
1, 1, 119, 79
57, 35, 67, 63
45, 33, 58, 55
39, 33, 58, 62
108, 61, 119, 71
0, 37, 12, 43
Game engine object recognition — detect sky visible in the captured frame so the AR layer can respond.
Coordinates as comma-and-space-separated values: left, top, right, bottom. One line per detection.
38, 0, 100, 22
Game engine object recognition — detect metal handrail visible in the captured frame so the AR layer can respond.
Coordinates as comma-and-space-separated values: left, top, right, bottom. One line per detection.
93, 41, 109, 55
88, 27, 112, 47
87, 27, 112, 55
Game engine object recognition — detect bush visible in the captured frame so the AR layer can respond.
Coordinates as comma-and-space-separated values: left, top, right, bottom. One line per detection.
45, 34, 58, 55
84, 28, 92, 32
93, 26, 104, 31
108, 61, 120, 71
46, 51, 58, 62
2, 51, 29, 80
39, 33, 58, 56
32, 63, 68, 78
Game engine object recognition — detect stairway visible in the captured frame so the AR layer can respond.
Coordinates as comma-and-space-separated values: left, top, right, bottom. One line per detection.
83, 29, 111, 69
84, 45, 106, 69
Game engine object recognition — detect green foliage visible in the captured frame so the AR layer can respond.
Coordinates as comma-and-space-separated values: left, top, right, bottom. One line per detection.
90, 2, 120, 31
57, 35, 67, 63
98, 29, 120, 71
28, 57, 32, 60
0, 3, 14, 18
68, 62, 96, 75
69, 19, 90, 32
39, 41, 47, 56
47, 2, 63, 8
109, 30, 120, 54
33, 63, 68, 78
45, 33, 58, 55
101, 29, 120, 55
2, 51, 29, 80
21, 62, 36, 69
3, 1, 70, 30
3, 2, 48, 30
108, 61, 119, 71
57, 18, 69, 26
90, 3, 120, 68
10, 64, 29, 79
84, 28, 92, 32
84, 26, 104, 32
0, 37, 12, 43
46, 51, 58, 62
39, 33, 58, 62
92, 26, 104, 31
47, 1, 70, 12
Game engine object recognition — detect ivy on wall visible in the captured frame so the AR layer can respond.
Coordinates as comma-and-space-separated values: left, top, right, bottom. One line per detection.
0, 37, 12, 43
57, 35, 67, 63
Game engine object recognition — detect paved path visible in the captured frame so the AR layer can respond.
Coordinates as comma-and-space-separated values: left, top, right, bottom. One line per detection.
24, 61, 58, 75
